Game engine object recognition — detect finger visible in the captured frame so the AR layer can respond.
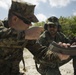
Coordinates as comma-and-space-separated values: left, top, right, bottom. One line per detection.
62, 43, 68, 48
66, 43, 70, 47
58, 53, 70, 60
58, 42, 65, 47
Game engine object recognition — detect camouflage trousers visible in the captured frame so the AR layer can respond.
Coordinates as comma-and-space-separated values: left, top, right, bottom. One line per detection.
72, 56, 76, 75
0, 60, 21, 75
45, 67, 61, 75
38, 65, 61, 75
0, 52, 23, 75
0, 48, 24, 75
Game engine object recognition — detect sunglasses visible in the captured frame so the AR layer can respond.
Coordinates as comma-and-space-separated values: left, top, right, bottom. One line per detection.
48, 25, 57, 28
13, 13, 31, 25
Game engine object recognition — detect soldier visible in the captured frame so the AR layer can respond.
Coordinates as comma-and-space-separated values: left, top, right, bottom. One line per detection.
46, 16, 76, 75
0, 0, 39, 75
0, 1, 70, 75
35, 16, 71, 75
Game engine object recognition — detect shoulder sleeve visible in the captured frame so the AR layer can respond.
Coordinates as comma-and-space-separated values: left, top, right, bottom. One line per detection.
0, 20, 10, 38
26, 40, 61, 66
37, 31, 49, 46
0, 20, 4, 29
0, 20, 4, 36
0, 20, 3, 25
38, 36, 48, 46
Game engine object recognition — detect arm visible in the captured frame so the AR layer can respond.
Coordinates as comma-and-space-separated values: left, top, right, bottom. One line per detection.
49, 41, 76, 55
26, 40, 62, 66
25, 27, 70, 66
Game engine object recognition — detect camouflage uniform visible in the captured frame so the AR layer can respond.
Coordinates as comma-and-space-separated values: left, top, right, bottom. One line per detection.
38, 31, 70, 47
36, 20, 71, 75
0, 1, 38, 75
0, 22, 25, 75
0, 1, 71, 75
0, 20, 62, 75
46, 17, 76, 75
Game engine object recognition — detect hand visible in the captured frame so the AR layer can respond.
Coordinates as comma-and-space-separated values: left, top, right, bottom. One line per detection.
71, 42, 76, 45
25, 26, 44, 40
58, 42, 70, 48
57, 42, 70, 60
57, 53, 70, 61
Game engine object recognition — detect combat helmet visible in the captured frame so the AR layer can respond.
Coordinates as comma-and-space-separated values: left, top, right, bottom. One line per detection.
44, 16, 61, 31
47, 16, 59, 26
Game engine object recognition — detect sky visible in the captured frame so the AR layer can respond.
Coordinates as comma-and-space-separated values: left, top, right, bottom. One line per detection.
0, 0, 76, 22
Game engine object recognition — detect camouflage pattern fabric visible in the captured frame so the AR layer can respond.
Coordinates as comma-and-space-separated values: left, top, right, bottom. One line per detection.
0, 20, 70, 75
35, 30, 71, 75
38, 31, 70, 47
0, 21, 26, 75
0, 1, 39, 74
26, 40, 61, 66
10, 1, 38, 22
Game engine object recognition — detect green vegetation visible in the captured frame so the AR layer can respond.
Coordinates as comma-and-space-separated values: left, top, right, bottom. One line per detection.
59, 16, 76, 39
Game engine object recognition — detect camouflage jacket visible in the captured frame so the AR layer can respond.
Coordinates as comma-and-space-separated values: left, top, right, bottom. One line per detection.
36, 30, 71, 68
0, 20, 65, 68
38, 30, 71, 47
0, 20, 27, 62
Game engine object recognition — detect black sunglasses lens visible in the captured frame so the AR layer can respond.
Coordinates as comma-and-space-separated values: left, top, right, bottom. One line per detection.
48, 25, 56, 28
21, 17, 31, 24
13, 13, 31, 24
18, 16, 31, 24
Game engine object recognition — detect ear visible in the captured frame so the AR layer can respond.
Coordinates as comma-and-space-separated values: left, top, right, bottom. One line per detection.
12, 15, 18, 23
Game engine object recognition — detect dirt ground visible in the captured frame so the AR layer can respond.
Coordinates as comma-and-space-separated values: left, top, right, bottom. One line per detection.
19, 49, 74, 75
